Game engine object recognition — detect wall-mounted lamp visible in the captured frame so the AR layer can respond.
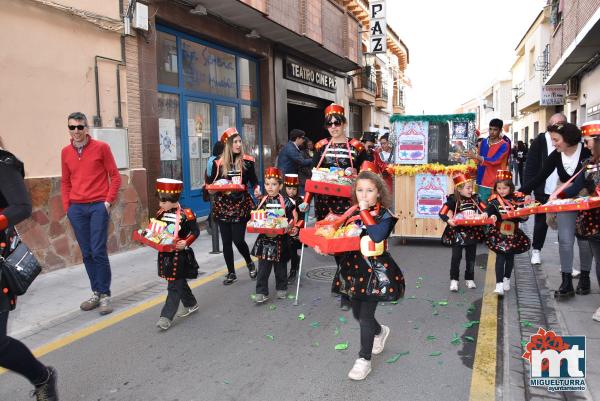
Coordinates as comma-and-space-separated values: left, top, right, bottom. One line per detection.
483, 104, 495, 111
246, 29, 261, 39
190, 4, 207, 15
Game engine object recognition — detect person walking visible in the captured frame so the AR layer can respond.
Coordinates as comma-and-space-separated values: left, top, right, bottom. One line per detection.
523, 113, 566, 265
515, 140, 528, 186
277, 129, 312, 177
0, 144, 59, 400
61, 112, 122, 315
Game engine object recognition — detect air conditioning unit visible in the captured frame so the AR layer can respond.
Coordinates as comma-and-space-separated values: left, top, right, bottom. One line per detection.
566, 77, 579, 97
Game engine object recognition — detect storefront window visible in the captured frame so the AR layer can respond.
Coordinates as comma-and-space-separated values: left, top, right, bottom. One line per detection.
187, 101, 211, 190
157, 32, 178, 87
241, 105, 259, 159
158, 93, 182, 180
182, 39, 237, 98
217, 105, 237, 140
238, 58, 258, 100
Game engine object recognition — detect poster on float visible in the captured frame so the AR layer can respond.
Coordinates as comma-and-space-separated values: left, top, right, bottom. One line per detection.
395, 120, 428, 164
414, 173, 447, 219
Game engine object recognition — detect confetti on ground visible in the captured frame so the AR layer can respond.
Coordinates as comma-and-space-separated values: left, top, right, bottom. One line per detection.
310, 321, 320, 328
413, 324, 420, 330
265, 334, 274, 341
467, 304, 476, 313
223, 380, 230, 385
463, 320, 480, 328
416, 284, 421, 289
298, 313, 305, 320
451, 333, 461, 346
458, 289, 465, 295
334, 327, 340, 337
312, 342, 320, 347
429, 352, 442, 357
391, 301, 398, 305
408, 295, 416, 299
437, 300, 448, 306
386, 351, 410, 363
520, 320, 533, 328
432, 309, 439, 316
269, 305, 277, 310
339, 316, 348, 324
464, 336, 475, 342
426, 335, 437, 341
335, 342, 349, 350
250, 294, 256, 301
288, 294, 295, 300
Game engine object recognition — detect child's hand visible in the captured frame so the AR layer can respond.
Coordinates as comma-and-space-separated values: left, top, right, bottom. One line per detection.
524, 194, 532, 203
175, 240, 187, 250
358, 200, 369, 211
490, 215, 497, 223
447, 219, 456, 227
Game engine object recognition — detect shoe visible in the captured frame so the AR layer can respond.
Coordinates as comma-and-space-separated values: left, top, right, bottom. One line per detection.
593, 307, 600, 322
572, 269, 581, 278
494, 283, 504, 296
372, 325, 390, 355
348, 358, 372, 380
465, 280, 476, 289
450, 280, 459, 292
247, 262, 257, 279
287, 268, 298, 285
341, 304, 350, 311
255, 294, 268, 303
176, 303, 199, 318
554, 272, 575, 299
531, 249, 541, 265
277, 290, 287, 299
31, 366, 58, 401
223, 273, 237, 285
503, 277, 511, 291
576, 271, 591, 295
156, 317, 172, 330
98, 294, 113, 315
80, 292, 100, 311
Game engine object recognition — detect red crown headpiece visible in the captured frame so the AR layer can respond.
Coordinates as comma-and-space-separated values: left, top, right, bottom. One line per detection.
452, 173, 472, 187
284, 174, 299, 187
264, 167, 283, 181
324, 103, 345, 117
360, 161, 380, 174
581, 120, 600, 137
496, 169, 512, 181
156, 178, 183, 194
220, 127, 239, 143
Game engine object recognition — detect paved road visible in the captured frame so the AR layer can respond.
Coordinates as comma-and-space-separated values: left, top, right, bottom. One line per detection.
0, 239, 490, 401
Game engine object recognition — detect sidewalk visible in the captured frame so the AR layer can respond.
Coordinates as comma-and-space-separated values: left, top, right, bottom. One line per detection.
7, 229, 258, 341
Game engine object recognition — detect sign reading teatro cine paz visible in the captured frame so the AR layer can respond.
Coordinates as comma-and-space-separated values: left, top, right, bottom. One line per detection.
370, 0, 387, 54
285, 58, 337, 92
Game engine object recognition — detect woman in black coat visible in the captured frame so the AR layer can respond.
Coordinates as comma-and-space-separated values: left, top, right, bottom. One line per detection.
0, 148, 58, 400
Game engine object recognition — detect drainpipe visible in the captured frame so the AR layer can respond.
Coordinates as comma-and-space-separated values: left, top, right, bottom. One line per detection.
94, 56, 126, 128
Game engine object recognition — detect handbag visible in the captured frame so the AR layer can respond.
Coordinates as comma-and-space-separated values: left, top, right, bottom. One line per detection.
0, 229, 42, 296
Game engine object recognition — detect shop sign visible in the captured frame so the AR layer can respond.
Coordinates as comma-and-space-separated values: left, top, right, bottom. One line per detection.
540, 85, 566, 106
370, 0, 387, 53
285, 58, 337, 92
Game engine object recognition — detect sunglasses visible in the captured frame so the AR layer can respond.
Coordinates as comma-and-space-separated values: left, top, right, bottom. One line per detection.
68, 125, 87, 131
326, 121, 342, 127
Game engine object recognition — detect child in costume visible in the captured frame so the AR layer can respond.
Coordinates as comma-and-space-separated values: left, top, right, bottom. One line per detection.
439, 173, 487, 292
283, 174, 304, 284
154, 178, 200, 330
485, 170, 531, 295
322, 167, 405, 381
251, 168, 301, 303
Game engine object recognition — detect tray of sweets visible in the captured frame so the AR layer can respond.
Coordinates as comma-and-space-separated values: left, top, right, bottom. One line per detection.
132, 230, 175, 252
205, 183, 246, 193
501, 206, 539, 219
536, 197, 600, 213
246, 225, 288, 235
305, 180, 352, 198
299, 227, 360, 253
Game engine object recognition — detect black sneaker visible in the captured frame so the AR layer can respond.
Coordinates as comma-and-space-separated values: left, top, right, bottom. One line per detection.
31, 366, 58, 401
247, 262, 257, 280
287, 268, 297, 285
223, 273, 237, 285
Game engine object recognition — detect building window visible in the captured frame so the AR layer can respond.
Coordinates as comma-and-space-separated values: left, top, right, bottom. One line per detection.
182, 39, 237, 98
570, 110, 577, 125
157, 32, 178, 87
529, 47, 536, 79
349, 104, 362, 139
533, 121, 539, 136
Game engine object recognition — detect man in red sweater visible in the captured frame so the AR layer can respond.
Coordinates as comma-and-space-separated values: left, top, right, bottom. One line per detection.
61, 112, 121, 315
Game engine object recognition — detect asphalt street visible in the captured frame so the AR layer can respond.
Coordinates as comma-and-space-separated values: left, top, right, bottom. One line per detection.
0, 239, 490, 401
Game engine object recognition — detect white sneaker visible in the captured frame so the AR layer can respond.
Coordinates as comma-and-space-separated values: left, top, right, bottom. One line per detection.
531, 249, 541, 265
156, 317, 172, 331
348, 358, 372, 380
503, 278, 511, 291
593, 307, 600, 322
494, 283, 504, 296
176, 303, 199, 318
465, 280, 476, 289
450, 280, 459, 292
372, 325, 390, 355
572, 269, 581, 278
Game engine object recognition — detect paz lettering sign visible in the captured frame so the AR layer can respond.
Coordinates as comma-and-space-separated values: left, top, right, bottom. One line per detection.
540, 85, 566, 106
370, 0, 387, 54
284, 58, 337, 92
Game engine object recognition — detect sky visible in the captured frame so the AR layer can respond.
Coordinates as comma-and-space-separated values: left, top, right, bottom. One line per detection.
387, 0, 547, 114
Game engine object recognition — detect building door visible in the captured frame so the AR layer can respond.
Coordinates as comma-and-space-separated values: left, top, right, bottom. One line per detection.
287, 91, 328, 143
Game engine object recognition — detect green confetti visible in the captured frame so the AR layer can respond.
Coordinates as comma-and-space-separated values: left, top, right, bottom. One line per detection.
311, 341, 320, 347
390, 301, 398, 305
335, 342, 349, 350
288, 294, 295, 300
250, 294, 257, 300
334, 327, 340, 337
426, 335, 437, 341
520, 320, 533, 328
458, 289, 465, 295
385, 351, 410, 363
451, 333, 461, 346
265, 334, 274, 341
413, 323, 420, 330
467, 304, 476, 313
269, 305, 277, 310
298, 313, 305, 320
339, 316, 348, 324
310, 321, 320, 328
223, 380, 230, 385
521, 340, 528, 348
463, 320, 480, 328
416, 284, 421, 289
437, 300, 449, 306
408, 295, 416, 299
464, 336, 475, 342
432, 309, 439, 316
429, 351, 442, 357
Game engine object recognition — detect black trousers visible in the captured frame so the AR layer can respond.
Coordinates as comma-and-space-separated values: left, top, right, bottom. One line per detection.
218, 220, 253, 274
256, 259, 288, 296
334, 254, 351, 307
450, 244, 476, 280
0, 312, 47, 385
351, 298, 382, 361
495, 253, 515, 283
290, 250, 300, 272
517, 164, 525, 186
160, 279, 198, 320
532, 194, 550, 250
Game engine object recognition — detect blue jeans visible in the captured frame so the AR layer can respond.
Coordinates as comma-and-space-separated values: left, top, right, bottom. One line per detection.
67, 202, 112, 295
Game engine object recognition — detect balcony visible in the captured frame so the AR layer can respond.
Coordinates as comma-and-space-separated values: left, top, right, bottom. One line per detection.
375, 86, 388, 109
352, 70, 376, 104
393, 91, 404, 114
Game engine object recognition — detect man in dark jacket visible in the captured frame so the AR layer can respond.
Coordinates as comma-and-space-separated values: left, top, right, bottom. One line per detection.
277, 129, 312, 177
523, 113, 566, 265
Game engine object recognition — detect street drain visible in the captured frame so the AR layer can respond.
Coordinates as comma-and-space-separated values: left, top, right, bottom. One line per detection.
305, 265, 338, 281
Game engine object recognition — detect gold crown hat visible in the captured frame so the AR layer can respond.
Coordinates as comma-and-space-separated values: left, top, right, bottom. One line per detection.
452, 172, 472, 187
496, 169, 513, 181
581, 120, 600, 137
220, 127, 239, 143
360, 160, 380, 174
264, 167, 283, 180
284, 174, 299, 187
156, 178, 183, 194
324, 103, 345, 117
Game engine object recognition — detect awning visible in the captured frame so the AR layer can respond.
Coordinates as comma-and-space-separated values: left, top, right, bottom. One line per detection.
546, 9, 600, 84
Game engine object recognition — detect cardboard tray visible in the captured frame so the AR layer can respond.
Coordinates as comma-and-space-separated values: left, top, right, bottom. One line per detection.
501, 207, 539, 219
246, 225, 288, 235
204, 183, 246, 192
305, 180, 352, 198
536, 198, 600, 213
299, 227, 360, 253
453, 217, 495, 226
132, 230, 175, 252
